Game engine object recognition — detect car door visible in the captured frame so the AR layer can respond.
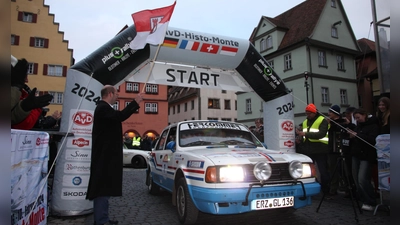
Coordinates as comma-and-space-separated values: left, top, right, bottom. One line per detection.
152, 126, 176, 191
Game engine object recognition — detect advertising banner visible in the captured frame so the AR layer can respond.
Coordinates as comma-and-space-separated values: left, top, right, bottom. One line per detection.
376, 134, 390, 191
11, 129, 49, 225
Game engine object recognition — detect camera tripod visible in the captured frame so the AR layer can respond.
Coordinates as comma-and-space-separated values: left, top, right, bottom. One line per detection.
316, 152, 362, 223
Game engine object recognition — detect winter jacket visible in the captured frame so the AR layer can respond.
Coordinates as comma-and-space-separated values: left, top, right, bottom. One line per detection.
350, 116, 379, 162
11, 86, 30, 125
11, 89, 42, 130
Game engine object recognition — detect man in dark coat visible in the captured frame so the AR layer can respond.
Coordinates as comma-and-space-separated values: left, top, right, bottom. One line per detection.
86, 85, 142, 225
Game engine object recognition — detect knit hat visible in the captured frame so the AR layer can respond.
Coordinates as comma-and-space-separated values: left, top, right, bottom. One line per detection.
305, 103, 317, 113
329, 105, 341, 116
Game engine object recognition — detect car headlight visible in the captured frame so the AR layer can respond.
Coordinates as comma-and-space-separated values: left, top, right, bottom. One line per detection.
253, 161, 272, 181
220, 166, 244, 182
289, 160, 303, 179
301, 163, 313, 178
205, 166, 244, 183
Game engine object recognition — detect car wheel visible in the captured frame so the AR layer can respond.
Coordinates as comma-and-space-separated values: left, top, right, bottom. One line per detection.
147, 169, 160, 195
176, 177, 198, 224
131, 156, 145, 168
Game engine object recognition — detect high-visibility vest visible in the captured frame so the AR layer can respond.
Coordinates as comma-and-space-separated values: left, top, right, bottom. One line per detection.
132, 137, 141, 146
302, 116, 329, 144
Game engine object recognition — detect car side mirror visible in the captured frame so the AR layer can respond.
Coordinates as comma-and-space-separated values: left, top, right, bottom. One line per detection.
166, 141, 176, 152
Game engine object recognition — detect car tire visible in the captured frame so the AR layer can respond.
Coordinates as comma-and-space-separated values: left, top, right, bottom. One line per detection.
147, 169, 160, 195
131, 156, 145, 168
176, 177, 198, 225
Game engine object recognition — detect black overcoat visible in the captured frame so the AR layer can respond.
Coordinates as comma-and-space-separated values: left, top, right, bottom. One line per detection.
86, 100, 139, 200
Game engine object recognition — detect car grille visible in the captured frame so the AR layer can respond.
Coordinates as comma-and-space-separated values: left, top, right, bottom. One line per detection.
243, 163, 293, 182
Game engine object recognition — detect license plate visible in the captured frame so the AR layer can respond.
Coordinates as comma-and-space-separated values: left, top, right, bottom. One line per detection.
251, 196, 294, 210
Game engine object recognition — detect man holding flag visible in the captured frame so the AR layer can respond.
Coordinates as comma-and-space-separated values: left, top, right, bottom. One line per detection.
130, 1, 176, 50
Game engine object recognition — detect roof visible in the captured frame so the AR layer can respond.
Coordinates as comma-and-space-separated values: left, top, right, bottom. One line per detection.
263, 0, 326, 49
357, 38, 376, 54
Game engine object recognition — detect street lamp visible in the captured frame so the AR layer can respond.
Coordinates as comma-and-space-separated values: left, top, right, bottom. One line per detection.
304, 71, 310, 104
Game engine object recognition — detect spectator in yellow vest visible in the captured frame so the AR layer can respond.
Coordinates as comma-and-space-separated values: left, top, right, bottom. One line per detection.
132, 135, 141, 149
296, 103, 330, 195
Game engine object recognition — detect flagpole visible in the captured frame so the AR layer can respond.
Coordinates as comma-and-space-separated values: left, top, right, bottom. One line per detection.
141, 43, 163, 93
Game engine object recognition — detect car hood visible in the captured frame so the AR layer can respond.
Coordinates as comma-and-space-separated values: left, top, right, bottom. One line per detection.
184, 147, 312, 165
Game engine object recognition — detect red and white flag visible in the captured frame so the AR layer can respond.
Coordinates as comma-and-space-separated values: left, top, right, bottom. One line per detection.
130, 1, 176, 50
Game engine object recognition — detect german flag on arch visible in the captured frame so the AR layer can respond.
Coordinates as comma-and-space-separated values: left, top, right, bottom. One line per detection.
162, 37, 179, 48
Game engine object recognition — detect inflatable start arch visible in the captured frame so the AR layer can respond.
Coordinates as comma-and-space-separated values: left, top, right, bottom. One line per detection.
52, 26, 296, 215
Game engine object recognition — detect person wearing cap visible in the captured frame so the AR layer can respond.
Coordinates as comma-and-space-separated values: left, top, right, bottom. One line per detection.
296, 103, 330, 195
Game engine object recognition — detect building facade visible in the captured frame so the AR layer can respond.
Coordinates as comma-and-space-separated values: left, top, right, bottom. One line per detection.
116, 82, 168, 140
11, 0, 73, 114
238, 0, 360, 126
168, 87, 237, 125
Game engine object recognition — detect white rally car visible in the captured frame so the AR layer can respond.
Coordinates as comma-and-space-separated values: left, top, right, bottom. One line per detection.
146, 120, 320, 224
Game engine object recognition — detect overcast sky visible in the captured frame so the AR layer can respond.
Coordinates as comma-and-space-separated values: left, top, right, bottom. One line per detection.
44, 0, 388, 63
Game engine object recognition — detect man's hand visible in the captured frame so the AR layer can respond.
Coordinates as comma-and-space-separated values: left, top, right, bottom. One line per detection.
134, 93, 143, 104
20, 88, 53, 111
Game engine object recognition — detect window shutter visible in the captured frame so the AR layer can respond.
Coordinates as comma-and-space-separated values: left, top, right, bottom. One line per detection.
14, 35, 20, 45
32, 14, 37, 23
33, 63, 38, 74
62, 66, 67, 77
43, 64, 48, 75
44, 39, 49, 48
18, 12, 23, 21
30, 37, 35, 47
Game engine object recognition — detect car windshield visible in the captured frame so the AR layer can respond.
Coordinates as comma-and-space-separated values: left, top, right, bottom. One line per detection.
178, 121, 263, 148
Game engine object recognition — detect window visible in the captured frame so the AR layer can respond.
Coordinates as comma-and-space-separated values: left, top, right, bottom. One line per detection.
191, 100, 194, 110
321, 87, 330, 104
35, 38, 45, 47
221, 118, 231, 121
126, 82, 134, 92
112, 101, 119, 110
145, 84, 158, 94
145, 103, 158, 113
331, 0, 336, 8
222, 90, 227, 94
11, 34, 19, 45
23, 12, 33, 22
260, 38, 266, 51
224, 99, 231, 110
284, 54, 292, 70
267, 60, 274, 69
177, 104, 180, 113
208, 98, 220, 109
235, 100, 237, 110
18, 11, 37, 23
48, 92, 64, 104
266, 36, 272, 49
336, 55, 345, 71
46, 65, 64, 76
318, 51, 327, 67
246, 98, 252, 113
340, 89, 348, 105
260, 100, 264, 112
173, 106, 175, 114
27, 63, 38, 74
184, 102, 187, 112
30, 37, 49, 48
207, 117, 218, 120
331, 26, 338, 38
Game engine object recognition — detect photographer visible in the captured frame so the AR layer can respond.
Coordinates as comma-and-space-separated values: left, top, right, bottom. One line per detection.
34, 108, 62, 130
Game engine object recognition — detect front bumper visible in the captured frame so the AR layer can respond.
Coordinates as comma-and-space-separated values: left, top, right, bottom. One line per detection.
188, 182, 320, 214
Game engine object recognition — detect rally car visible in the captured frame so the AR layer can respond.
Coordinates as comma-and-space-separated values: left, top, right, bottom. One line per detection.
146, 120, 320, 224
